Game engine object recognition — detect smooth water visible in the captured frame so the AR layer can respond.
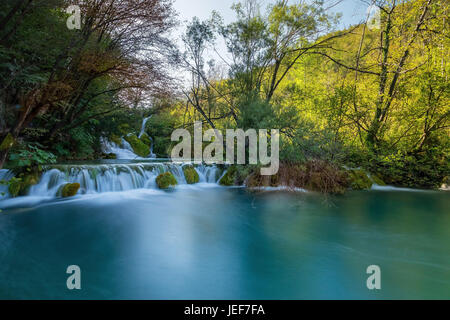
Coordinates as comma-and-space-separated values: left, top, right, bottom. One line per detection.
0, 184, 449, 299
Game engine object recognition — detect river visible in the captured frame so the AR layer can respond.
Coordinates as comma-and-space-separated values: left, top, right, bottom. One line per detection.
0, 160, 449, 299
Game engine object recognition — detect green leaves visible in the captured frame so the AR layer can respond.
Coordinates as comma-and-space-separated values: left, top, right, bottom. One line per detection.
8, 143, 57, 168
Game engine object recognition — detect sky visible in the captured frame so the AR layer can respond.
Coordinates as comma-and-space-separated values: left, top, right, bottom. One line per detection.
173, 0, 371, 29
171, 0, 372, 82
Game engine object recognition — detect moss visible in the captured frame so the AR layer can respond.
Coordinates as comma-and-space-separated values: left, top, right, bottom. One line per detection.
0, 133, 15, 151
8, 178, 22, 197
156, 172, 178, 189
110, 134, 122, 146
219, 165, 237, 186
118, 123, 131, 135
103, 153, 117, 159
7, 169, 41, 197
140, 132, 151, 146
59, 183, 80, 197
123, 134, 150, 157
370, 173, 386, 186
347, 169, 373, 190
183, 165, 199, 184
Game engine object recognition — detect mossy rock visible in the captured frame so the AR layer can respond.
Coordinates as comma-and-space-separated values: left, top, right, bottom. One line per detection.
140, 132, 151, 146
118, 123, 131, 135
370, 173, 386, 186
124, 134, 150, 157
183, 165, 199, 184
347, 169, 373, 190
8, 178, 22, 197
59, 183, 80, 197
7, 170, 41, 197
110, 134, 122, 146
156, 172, 178, 189
219, 166, 237, 186
0, 133, 15, 151
104, 153, 117, 159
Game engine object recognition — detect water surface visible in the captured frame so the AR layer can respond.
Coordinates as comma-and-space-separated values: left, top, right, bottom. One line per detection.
0, 187, 448, 299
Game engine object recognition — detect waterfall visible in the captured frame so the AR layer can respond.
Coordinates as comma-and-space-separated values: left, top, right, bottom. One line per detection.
139, 116, 152, 138
101, 116, 156, 159
0, 162, 223, 199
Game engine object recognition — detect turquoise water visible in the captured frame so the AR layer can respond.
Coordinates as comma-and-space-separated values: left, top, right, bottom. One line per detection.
0, 186, 449, 299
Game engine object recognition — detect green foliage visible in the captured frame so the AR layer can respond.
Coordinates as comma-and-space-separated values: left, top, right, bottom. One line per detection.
0, 133, 15, 151
183, 165, 200, 184
8, 177, 23, 197
156, 172, 178, 189
346, 169, 373, 190
140, 133, 151, 146
370, 150, 449, 189
8, 143, 56, 168
219, 166, 238, 186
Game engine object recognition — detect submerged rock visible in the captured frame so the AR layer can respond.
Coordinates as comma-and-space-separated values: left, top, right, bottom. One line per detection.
156, 172, 177, 189
59, 183, 80, 197
123, 134, 150, 157
183, 165, 199, 184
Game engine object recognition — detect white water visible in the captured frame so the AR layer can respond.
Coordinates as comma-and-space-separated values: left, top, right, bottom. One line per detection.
0, 162, 222, 200
139, 116, 151, 138
101, 116, 156, 159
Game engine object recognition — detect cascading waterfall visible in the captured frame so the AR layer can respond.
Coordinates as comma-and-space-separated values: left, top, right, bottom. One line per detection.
101, 116, 156, 159
1, 162, 223, 198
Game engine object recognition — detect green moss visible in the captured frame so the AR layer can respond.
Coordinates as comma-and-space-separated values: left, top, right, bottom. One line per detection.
219, 165, 237, 186
123, 134, 150, 157
347, 169, 373, 190
118, 123, 131, 135
140, 133, 151, 146
183, 165, 199, 184
103, 153, 117, 159
0, 133, 15, 151
156, 172, 178, 189
59, 183, 80, 197
110, 134, 122, 146
370, 173, 386, 186
8, 177, 22, 197
6, 169, 41, 197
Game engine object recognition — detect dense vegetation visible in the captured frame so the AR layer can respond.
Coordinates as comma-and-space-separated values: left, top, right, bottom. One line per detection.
0, 0, 448, 193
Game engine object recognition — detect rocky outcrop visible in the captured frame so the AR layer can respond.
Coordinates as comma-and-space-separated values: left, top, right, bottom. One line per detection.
183, 165, 199, 184
7, 169, 41, 197
123, 134, 150, 158
59, 183, 80, 197
156, 172, 177, 189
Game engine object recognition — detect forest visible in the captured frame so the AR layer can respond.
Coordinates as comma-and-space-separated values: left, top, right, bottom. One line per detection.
0, 0, 449, 194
